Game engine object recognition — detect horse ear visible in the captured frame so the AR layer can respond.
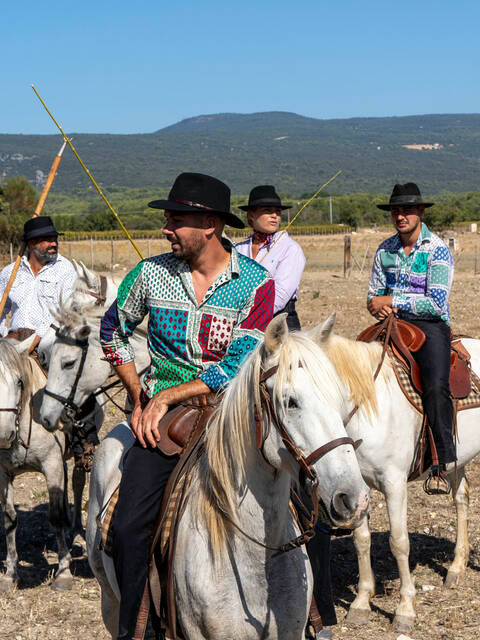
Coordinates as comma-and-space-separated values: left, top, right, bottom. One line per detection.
264, 314, 288, 355
309, 313, 336, 345
79, 261, 99, 291
8, 333, 37, 355
76, 324, 91, 341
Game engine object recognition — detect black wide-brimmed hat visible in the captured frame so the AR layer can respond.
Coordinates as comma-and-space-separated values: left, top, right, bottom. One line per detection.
148, 172, 245, 229
22, 216, 64, 242
377, 182, 434, 211
239, 185, 291, 211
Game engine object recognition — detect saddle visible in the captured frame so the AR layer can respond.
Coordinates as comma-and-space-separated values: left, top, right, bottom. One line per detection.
357, 315, 471, 399
357, 315, 478, 481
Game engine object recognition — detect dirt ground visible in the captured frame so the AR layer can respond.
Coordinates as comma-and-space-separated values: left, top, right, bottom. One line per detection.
2, 230, 480, 640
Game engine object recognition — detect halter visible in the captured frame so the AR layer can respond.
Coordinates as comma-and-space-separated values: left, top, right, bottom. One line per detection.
43, 328, 90, 415
248, 362, 362, 555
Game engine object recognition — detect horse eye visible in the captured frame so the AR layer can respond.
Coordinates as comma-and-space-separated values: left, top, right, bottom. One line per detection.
62, 360, 76, 370
17, 379, 23, 388
288, 398, 298, 409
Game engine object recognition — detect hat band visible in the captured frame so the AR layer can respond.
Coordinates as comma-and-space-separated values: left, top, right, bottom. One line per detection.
390, 195, 424, 205
171, 198, 215, 211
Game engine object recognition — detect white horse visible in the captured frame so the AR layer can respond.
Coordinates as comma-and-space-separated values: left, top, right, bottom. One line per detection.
0, 263, 113, 591
86, 316, 370, 639
0, 337, 84, 591
39, 294, 150, 432
313, 314, 480, 633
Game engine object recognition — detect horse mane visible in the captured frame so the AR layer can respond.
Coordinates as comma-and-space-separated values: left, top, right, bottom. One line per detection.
0, 340, 43, 411
323, 334, 393, 417
193, 331, 348, 557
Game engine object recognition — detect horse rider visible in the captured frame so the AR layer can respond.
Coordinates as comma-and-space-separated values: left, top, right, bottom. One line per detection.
367, 182, 455, 494
99, 172, 275, 640
236, 185, 306, 330
0, 216, 77, 348
0, 215, 99, 470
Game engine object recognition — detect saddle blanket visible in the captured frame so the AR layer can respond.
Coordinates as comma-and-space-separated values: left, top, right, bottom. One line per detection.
391, 349, 480, 413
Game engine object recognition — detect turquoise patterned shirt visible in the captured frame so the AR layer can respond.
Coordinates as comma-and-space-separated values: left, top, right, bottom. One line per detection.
100, 244, 274, 396
368, 223, 454, 324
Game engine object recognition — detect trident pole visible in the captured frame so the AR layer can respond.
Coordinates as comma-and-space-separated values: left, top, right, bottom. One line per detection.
259, 170, 342, 264
0, 140, 68, 319
31, 85, 144, 260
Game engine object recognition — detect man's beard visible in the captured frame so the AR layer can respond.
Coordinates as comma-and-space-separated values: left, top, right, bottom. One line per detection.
170, 233, 205, 261
33, 247, 57, 264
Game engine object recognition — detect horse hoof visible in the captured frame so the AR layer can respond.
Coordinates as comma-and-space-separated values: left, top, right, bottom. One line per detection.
392, 614, 415, 633
345, 608, 370, 625
444, 571, 462, 589
51, 575, 73, 591
0, 576, 17, 592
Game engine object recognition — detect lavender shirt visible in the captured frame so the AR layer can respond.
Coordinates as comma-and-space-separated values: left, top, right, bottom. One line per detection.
236, 231, 306, 314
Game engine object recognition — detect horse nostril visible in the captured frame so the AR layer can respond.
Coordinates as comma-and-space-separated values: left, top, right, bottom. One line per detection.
332, 491, 356, 520
42, 417, 51, 431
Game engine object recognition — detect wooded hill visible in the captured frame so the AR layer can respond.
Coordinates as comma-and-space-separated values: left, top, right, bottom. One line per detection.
1, 112, 480, 195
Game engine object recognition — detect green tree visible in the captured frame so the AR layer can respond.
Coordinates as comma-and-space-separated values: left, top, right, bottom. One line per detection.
3, 176, 39, 215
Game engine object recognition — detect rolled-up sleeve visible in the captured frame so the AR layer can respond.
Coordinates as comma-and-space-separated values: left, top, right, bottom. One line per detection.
100, 262, 147, 366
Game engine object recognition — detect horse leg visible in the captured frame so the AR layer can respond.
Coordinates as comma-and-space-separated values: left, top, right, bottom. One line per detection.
384, 480, 416, 633
44, 460, 73, 590
71, 466, 86, 550
0, 471, 19, 591
445, 467, 469, 588
346, 515, 374, 625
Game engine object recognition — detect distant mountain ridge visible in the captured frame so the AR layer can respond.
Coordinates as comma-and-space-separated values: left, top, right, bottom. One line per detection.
1, 111, 479, 195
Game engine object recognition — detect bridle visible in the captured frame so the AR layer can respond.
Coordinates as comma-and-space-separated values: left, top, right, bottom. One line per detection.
236, 362, 362, 555
43, 328, 90, 416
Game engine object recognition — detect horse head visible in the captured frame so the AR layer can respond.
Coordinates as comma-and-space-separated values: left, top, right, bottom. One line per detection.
39, 299, 110, 432
259, 314, 369, 528
0, 337, 35, 448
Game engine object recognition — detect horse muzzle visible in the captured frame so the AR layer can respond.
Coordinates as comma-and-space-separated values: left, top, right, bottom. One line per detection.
329, 487, 370, 528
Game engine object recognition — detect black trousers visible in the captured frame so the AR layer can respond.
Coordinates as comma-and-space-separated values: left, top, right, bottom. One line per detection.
275, 299, 301, 331
403, 317, 456, 464
113, 442, 178, 640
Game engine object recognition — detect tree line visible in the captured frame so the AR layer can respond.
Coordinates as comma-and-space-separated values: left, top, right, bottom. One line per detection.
1, 176, 479, 245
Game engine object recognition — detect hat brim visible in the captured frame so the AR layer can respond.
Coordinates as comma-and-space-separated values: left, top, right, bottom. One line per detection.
239, 202, 291, 212
376, 202, 434, 211
22, 229, 63, 241
148, 199, 245, 229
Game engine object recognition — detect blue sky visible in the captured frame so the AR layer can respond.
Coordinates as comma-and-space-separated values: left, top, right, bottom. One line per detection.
2, 0, 479, 134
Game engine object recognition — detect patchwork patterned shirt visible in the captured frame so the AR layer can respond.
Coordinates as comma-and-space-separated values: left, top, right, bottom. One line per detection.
100, 244, 274, 396
368, 223, 454, 324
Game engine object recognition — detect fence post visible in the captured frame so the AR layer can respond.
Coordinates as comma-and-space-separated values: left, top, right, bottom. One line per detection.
475, 245, 478, 276
111, 239, 114, 272
148, 238, 151, 258
68, 242, 72, 261
90, 237, 94, 270
9, 243, 13, 263
344, 235, 351, 278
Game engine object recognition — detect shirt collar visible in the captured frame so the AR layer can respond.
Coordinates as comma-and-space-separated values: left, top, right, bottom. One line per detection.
391, 222, 431, 252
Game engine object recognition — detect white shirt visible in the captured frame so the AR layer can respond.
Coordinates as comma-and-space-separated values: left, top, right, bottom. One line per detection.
236, 231, 306, 314
0, 253, 77, 337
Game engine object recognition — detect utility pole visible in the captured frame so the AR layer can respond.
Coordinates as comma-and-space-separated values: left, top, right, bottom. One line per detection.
329, 197, 333, 224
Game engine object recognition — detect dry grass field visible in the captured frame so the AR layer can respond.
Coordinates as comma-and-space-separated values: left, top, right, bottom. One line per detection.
2, 230, 480, 640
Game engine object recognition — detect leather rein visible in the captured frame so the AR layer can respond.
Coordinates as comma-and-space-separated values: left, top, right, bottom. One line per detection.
228, 362, 362, 556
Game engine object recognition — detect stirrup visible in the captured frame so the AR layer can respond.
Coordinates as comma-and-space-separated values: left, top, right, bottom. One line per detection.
423, 467, 451, 495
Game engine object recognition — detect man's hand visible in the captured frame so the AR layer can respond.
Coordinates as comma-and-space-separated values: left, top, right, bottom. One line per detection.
132, 378, 211, 449
367, 295, 394, 317
133, 390, 174, 448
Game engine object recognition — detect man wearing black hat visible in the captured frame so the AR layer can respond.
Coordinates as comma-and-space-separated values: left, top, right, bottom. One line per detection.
0, 215, 77, 350
100, 173, 275, 640
236, 185, 306, 330
367, 183, 455, 494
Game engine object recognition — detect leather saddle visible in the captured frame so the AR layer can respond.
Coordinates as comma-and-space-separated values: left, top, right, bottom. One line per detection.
358, 316, 471, 399
153, 392, 220, 456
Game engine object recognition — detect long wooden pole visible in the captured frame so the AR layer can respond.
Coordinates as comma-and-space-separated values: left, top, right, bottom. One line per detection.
31, 85, 144, 260
0, 140, 67, 319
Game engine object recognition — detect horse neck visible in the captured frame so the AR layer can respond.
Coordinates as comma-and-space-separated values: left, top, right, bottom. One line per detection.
233, 432, 294, 548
